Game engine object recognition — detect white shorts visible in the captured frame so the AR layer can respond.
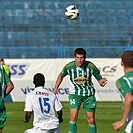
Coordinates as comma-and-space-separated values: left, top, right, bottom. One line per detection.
125, 120, 133, 133
24, 126, 60, 133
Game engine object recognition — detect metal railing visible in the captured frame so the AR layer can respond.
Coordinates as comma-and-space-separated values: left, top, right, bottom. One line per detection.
0, 45, 132, 59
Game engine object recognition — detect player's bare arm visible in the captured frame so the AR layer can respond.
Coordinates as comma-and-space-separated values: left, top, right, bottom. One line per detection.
98, 78, 107, 87
4, 81, 14, 97
57, 110, 63, 123
24, 112, 32, 123
53, 73, 63, 94
113, 93, 133, 131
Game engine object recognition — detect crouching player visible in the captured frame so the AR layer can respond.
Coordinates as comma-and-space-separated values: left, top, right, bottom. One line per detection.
24, 73, 63, 133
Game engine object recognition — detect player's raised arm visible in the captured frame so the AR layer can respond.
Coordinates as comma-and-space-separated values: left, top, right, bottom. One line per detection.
53, 73, 63, 94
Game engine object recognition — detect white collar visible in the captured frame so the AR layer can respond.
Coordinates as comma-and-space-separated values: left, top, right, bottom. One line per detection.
35, 86, 44, 90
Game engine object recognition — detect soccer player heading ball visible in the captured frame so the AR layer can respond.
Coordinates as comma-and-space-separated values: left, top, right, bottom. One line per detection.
53, 48, 107, 133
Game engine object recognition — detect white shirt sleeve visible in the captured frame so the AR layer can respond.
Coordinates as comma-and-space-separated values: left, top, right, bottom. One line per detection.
54, 96, 62, 112
24, 93, 33, 112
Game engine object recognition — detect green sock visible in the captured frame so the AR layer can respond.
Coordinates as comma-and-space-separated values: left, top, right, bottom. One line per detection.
88, 124, 97, 133
69, 121, 76, 133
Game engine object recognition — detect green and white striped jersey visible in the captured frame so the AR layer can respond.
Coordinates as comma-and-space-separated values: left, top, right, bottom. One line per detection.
116, 71, 133, 97
0, 64, 11, 98
116, 71, 133, 125
61, 60, 102, 96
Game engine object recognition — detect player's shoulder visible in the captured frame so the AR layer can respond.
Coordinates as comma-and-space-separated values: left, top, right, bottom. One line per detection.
45, 89, 57, 100
116, 78, 121, 89
29, 87, 55, 97
26, 90, 35, 96
66, 60, 75, 66
44, 88, 56, 96
3, 64, 9, 67
0, 64, 4, 70
64, 61, 76, 68
85, 60, 93, 64
116, 75, 126, 89
85, 60, 96, 67
118, 75, 127, 82
44, 88, 53, 93
25, 91, 34, 100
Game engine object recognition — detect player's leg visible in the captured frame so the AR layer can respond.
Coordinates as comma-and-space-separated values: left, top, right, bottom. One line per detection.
83, 95, 97, 133
68, 94, 81, 133
56, 125, 60, 133
0, 129, 2, 133
0, 109, 6, 133
69, 108, 78, 133
86, 112, 96, 133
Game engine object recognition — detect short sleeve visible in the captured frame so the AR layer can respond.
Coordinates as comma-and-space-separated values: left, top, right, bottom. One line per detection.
24, 94, 33, 112
4, 69, 11, 83
116, 78, 132, 97
61, 65, 68, 77
90, 62, 102, 80
54, 96, 62, 112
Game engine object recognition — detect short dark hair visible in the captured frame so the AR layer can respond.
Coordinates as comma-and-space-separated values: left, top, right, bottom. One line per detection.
121, 50, 133, 68
33, 73, 45, 87
74, 48, 86, 58
0, 59, 4, 61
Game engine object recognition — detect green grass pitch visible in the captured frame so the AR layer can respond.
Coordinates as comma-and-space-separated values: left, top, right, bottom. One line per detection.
4, 102, 125, 133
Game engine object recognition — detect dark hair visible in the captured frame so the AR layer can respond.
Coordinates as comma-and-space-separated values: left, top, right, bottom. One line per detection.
121, 50, 133, 68
0, 59, 4, 61
74, 48, 86, 58
33, 73, 45, 87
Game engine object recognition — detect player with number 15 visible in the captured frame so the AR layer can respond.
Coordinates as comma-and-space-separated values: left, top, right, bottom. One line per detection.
24, 73, 63, 133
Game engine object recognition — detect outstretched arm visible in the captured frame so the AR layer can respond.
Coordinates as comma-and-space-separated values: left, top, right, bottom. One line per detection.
53, 73, 63, 94
113, 93, 133, 131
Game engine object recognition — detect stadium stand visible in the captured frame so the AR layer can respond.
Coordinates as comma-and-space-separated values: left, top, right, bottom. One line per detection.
0, 0, 132, 58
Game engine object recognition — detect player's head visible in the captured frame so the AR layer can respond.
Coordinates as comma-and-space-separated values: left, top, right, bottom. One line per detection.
74, 48, 86, 58
0, 59, 5, 65
33, 73, 45, 87
121, 50, 133, 68
74, 48, 86, 67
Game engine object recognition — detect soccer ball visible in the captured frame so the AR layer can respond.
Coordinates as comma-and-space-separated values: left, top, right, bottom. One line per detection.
65, 5, 79, 20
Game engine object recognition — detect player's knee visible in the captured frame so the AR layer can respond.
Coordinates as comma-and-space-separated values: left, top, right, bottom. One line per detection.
87, 118, 95, 125
70, 114, 78, 122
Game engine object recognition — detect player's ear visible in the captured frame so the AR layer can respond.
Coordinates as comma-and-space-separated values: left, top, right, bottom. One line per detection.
121, 61, 124, 66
